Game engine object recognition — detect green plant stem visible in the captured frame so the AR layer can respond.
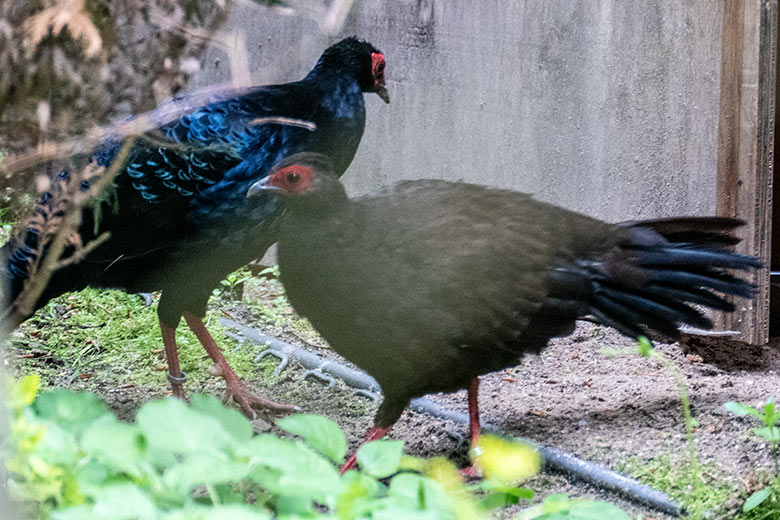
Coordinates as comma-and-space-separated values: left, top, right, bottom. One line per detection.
650, 349, 703, 517
206, 483, 221, 506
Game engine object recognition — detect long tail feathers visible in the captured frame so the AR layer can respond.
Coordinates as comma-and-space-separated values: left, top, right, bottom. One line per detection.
588, 217, 761, 339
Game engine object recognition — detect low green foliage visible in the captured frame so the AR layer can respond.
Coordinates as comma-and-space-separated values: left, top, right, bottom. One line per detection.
631, 338, 744, 518
636, 337, 711, 518
2, 376, 631, 519
618, 454, 733, 517
724, 398, 780, 518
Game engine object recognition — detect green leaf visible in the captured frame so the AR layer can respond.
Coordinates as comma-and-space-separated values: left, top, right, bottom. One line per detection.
743, 488, 772, 512
164, 505, 271, 520
81, 415, 147, 477
764, 400, 777, 427
202, 506, 271, 519
357, 439, 404, 478
243, 434, 343, 500
33, 390, 110, 435
92, 484, 157, 520
753, 426, 780, 443
724, 401, 761, 418
136, 398, 234, 455
190, 394, 252, 443
33, 422, 80, 465
519, 495, 632, 520
276, 414, 347, 464
8, 374, 39, 408
51, 506, 101, 520
163, 452, 251, 494
540, 493, 570, 514
637, 336, 653, 357
336, 471, 382, 518
385, 473, 454, 515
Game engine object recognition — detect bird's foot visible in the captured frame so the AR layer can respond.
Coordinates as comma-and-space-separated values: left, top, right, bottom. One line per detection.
220, 375, 299, 420
460, 464, 483, 480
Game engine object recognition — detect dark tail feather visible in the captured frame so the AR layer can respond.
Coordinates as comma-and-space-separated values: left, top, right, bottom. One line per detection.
589, 217, 760, 338
621, 217, 745, 246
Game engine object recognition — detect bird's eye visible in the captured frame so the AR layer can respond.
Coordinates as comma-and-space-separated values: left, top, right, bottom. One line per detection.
287, 172, 300, 184
375, 62, 385, 74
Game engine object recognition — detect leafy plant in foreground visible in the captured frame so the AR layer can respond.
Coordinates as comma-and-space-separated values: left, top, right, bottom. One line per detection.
2, 374, 631, 519
724, 398, 780, 516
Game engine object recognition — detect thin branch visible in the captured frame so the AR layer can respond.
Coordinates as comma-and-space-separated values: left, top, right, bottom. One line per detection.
54, 231, 111, 270
0, 112, 316, 177
1, 139, 135, 334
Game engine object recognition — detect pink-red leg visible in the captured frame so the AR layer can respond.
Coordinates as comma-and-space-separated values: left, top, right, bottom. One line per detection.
183, 312, 298, 419
341, 426, 391, 474
160, 321, 187, 399
468, 377, 482, 441
462, 377, 483, 478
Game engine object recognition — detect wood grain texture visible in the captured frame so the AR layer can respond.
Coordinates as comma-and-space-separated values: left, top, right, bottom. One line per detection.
716, 0, 776, 344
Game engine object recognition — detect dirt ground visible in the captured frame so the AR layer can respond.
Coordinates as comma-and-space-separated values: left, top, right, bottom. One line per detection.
8, 289, 780, 519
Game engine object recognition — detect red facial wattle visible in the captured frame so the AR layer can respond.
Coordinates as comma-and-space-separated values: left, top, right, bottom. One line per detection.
371, 52, 390, 104
271, 165, 313, 194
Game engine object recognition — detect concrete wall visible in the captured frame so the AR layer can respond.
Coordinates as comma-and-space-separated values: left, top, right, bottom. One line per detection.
192, 0, 725, 222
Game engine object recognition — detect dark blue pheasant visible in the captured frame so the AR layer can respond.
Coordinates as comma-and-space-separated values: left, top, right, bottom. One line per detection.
2, 38, 389, 417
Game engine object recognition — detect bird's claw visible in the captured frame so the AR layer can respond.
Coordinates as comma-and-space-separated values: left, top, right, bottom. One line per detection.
460, 464, 483, 480
221, 378, 300, 420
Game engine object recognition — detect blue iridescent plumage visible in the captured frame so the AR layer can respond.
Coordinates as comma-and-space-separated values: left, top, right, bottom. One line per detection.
1, 39, 388, 416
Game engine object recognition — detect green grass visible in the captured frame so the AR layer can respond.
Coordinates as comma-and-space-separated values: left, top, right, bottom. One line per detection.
9, 286, 268, 392
618, 453, 737, 517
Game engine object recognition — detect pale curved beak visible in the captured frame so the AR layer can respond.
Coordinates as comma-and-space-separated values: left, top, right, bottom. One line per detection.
375, 85, 390, 104
247, 177, 280, 198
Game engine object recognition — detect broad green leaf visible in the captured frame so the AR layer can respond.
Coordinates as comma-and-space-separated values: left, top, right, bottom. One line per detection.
51, 506, 101, 520
8, 374, 39, 408
33, 422, 79, 465
33, 390, 110, 435
275, 495, 315, 516
73, 460, 111, 498
336, 471, 382, 518
92, 484, 157, 520
386, 473, 454, 515
190, 394, 252, 442
373, 506, 448, 520
276, 414, 347, 464
753, 426, 780, 443
724, 401, 761, 418
164, 505, 271, 520
244, 434, 343, 499
470, 435, 541, 484
136, 398, 234, 455
479, 485, 534, 510
357, 439, 404, 478
163, 452, 251, 493
743, 488, 772, 512
82, 415, 147, 477
518, 495, 631, 520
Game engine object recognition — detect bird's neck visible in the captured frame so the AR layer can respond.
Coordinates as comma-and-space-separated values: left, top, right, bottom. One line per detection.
286, 182, 350, 220
304, 60, 362, 90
